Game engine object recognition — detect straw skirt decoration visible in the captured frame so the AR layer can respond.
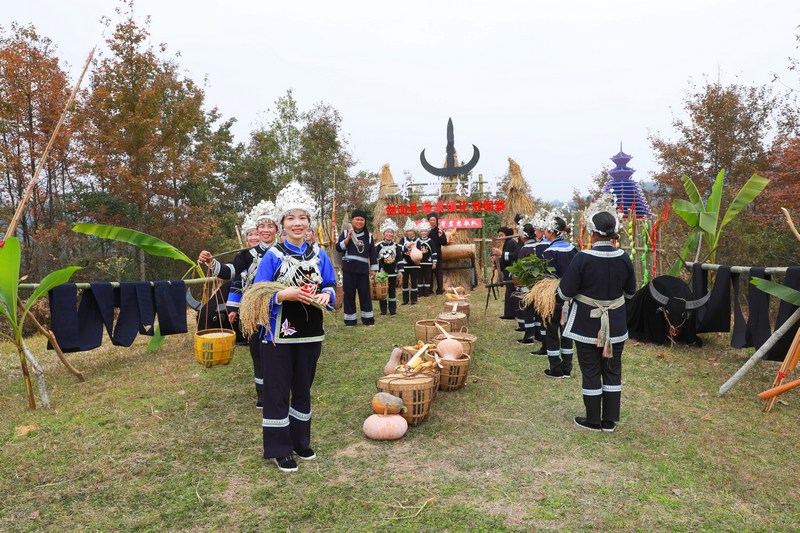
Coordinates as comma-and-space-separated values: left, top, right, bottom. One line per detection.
376, 373, 436, 426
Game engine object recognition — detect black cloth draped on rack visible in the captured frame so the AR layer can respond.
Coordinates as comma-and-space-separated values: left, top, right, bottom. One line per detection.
764, 266, 800, 361
691, 263, 732, 334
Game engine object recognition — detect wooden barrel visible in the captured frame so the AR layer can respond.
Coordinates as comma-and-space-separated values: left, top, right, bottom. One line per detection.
440, 244, 476, 261
414, 319, 450, 343
437, 311, 468, 332
376, 373, 436, 426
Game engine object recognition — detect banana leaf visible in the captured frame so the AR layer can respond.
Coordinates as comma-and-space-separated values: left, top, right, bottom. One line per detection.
668, 231, 699, 277
751, 278, 800, 306
72, 223, 197, 269
672, 199, 700, 228
680, 174, 703, 206
699, 169, 726, 238
147, 326, 166, 353
718, 173, 770, 231
0, 237, 21, 328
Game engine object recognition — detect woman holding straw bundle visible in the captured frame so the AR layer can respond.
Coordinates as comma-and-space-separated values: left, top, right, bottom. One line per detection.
242, 181, 336, 473
557, 195, 636, 432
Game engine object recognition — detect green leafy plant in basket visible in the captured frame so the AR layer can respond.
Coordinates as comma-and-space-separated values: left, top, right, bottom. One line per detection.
374, 271, 390, 283
507, 255, 554, 287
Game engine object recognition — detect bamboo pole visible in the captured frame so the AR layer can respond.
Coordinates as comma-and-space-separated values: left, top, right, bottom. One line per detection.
762, 327, 800, 412
718, 308, 800, 396
19, 276, 216, 291
683, 262, 791, 275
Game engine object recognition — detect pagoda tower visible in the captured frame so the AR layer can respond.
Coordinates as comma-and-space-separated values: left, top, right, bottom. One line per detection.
602, 145, 652, 218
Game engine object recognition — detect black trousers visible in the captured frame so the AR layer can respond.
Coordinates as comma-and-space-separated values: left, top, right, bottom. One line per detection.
503, 272, 516, 318
343, 270, 374, 325
434, 261, 445, 294
402, 267, 419, 304
521, 305, 538, 340
261, 341, 322, 458
249, 333, 263, 401
575, 341, 623, 424
379, 275, 398, 315
546, 303, 573, 374
419, 264, 433, 296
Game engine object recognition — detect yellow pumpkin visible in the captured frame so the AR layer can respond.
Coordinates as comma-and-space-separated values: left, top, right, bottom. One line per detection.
371, 392, 406, 414
363, 413, 408, 440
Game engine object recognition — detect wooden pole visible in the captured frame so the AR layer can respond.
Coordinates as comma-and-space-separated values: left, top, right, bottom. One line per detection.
718, 307, 800, 396
762, 327, 800, 412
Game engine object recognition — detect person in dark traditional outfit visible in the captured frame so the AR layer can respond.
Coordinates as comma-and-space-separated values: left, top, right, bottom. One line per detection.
492, 227, 518, 320
400, 218, 420, 305
251, 181, 336, 472
512, 215, 531, 333
198, 200, 278, 407
558, 194, 636, 432
529, 210, 552, 355
541, 211, 578, 378
417, 220, 435, 297
336, 208, 377, 326
514, 222, 538, 345
376, 218, 404, 315
427, 213, 448, 294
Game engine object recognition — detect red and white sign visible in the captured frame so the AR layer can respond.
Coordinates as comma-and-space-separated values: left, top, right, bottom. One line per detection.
438, 218, 483, 229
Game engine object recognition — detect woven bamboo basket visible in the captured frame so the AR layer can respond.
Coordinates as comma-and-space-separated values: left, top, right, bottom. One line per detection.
442, 299, 471, 318
414, 319, 451, 343
370, 280, 389, 301
194, 329, 236, 367
376, 373, 436, 426
437, 311, 468, 332
431, 330, 477, 356
334, 285, 343, 310
423, 350, 471, 391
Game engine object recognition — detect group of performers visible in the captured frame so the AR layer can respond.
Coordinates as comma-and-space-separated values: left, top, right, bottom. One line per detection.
496, 196, 636, 432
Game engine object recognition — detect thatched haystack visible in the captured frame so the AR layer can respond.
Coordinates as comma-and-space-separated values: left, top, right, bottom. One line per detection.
502, 158, 537, 227
373, 164, 401, 235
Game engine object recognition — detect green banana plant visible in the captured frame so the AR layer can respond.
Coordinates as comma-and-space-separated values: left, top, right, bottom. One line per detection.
0, 237, 81, 408
72, 223, 205, 352
670, 169, 769, 276
750, 278, 800, 306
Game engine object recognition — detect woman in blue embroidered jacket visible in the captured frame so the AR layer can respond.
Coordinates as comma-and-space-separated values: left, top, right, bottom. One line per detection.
557, 196, 636, 432
252, 181, 336, 472
541, 213, 578, 378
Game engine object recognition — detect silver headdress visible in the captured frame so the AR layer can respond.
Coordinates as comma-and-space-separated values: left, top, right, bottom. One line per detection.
417, 220, 432, 232
274, 181, 318, 224
380, 218, 399, 234
252, 200, 278, 227
240, 212, 258, 235
545, 207, 570, 235
403, 217, 417, 233
584, 193, 621, 236
530, 209, 549, 231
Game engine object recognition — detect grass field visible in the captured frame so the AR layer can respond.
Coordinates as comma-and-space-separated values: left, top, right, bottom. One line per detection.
2, 289, 799, 531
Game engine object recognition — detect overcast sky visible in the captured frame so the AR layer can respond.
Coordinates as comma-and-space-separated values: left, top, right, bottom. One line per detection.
5, 0, 799, 201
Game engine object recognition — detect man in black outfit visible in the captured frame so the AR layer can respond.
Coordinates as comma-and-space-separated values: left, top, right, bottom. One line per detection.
427, 213, 448, 294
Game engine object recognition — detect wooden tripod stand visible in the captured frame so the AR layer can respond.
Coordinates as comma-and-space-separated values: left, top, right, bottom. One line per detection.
758, 326, 800, 412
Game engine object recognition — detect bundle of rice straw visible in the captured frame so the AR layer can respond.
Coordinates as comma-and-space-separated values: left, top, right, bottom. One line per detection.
521, 277, 560, 326
502, 158, 537, 228
373, 163, 402, 235
239, 282, 287, 338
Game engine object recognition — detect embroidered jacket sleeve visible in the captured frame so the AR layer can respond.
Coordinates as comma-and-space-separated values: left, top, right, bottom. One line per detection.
214, 248, 254, 280
336, 230, 348, 252
368, 233, 378, 272
396, 243, 405, 273
500, 239, 518, 270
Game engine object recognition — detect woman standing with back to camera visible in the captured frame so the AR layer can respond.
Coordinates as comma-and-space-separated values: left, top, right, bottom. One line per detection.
557, 195, 636, 432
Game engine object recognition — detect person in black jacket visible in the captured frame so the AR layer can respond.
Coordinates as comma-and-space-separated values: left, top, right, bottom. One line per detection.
427, 213, 448, 294
399, 218, 420, 305
492, 226, 518, 320
376, 218, 404, 315
336, 208, 378, 326
558, 196, 636, 432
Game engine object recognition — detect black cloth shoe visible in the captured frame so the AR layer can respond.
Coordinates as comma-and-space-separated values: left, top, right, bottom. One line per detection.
574, 417, 602, 432
601, 421, 617, 433
530, 346, 548, 356
256, 401, 263, 409
514, 327, 525, 332
294, 448, 316, 461
544, 369, 566, 379
498, 316, 515, 320
401, 302, 409, 306
272, 456, 298, 472
517, 338, 535, 345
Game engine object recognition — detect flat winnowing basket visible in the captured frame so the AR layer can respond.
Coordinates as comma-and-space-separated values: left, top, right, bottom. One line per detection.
424, 351, 471, 391
414, 319, 451, 343
194, 329, 236, 367
371, 280, 389, 301
431, 330, 477, 356
376, 373, 436, 426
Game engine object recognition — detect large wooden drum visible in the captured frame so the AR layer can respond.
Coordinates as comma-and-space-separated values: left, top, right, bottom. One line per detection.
440, 244, 476, 261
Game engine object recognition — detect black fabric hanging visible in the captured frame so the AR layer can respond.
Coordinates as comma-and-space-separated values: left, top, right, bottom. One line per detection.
154, 280, 187, 335
764, 266, 800, 361
745, 267, 772, 350
48, 283, 80, 351
692, 264, 732, 334
112, 282, 156, 347
73, 282, 116, 351
730, 272, 749, 349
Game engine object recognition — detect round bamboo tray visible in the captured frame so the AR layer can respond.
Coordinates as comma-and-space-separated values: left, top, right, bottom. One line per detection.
437, 311, 468, 331
442, 299, 471, 318
194, 329, 236, 368
423, 350, 471, 391
414, 319, 451, 343
431, 330, 477, 356
376, 373, 436, 426
370, 280, 388, 301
